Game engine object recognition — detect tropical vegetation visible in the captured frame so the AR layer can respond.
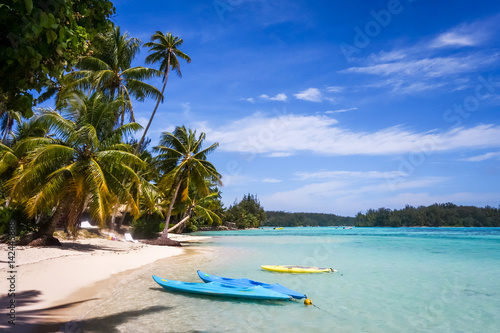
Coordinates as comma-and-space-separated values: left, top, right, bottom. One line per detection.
224, 194, 266, 229
0, 1, 223, 247
2, 2, 497, 248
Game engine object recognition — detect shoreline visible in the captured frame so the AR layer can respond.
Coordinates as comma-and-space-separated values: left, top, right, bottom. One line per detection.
0, 234, 210, 332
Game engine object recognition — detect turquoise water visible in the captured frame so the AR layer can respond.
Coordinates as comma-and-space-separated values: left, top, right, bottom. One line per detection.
77, 228, 500, 332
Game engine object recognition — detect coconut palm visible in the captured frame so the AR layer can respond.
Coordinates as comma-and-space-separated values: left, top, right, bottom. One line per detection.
137, 32, 191, 151
7, 92, 146, 245
153, 126, 221, 244
0, 115, 50, 206
168, 189, 222, 234
70, 26, 162, 125
0, 110, 22, 144
114, 142, 158, 230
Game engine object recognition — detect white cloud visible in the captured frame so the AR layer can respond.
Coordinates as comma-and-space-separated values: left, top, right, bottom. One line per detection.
267, 152, 293, 157
262, 176, 448, 216
343, 14, 500, 94
343, 52, 499, 94
181, 102, 191, 118
259, 93, 288, 102
344, 54, 497, 78
325, 107, 357, 114
429, 15, 499, 49
262, 178, 282, 183
431, 32, 476, 48
326, 86, 344, 93
135, 116, 149, 128
461, 151, 500, 162
294, 170, 408, 180
370, 50, 407, 62
200, 113, 500, 156
241, 97, 255, 103
294, 88, 323, 102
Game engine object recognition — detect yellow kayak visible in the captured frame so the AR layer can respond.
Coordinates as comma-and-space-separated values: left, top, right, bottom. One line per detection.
261, 265, 336, 273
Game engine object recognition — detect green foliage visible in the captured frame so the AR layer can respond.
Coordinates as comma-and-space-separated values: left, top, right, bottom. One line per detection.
137, 31, 191, 149
70, 26, 162, 125
154, 126, 222, 234
263, 211, 356, 227
7, 92, 146, 234
355, 203, 500, 227
224, 194, 266, 229
131, 214, 163, 239
0, 206, 37, 237
191, 191, 224, 229
0, 0, 115, 116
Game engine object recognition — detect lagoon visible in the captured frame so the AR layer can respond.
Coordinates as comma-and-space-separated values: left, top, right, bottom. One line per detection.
77, 227, 500, 332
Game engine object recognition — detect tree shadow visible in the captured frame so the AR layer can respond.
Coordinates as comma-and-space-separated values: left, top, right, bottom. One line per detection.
55, 242, 130, 253
11, 304, 174, 333
15, 241, 134, 253
1, 290, 48, 309
1, 290, 98, 333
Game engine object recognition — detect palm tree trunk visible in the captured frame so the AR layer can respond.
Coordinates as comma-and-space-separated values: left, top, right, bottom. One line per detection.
110, 201, 120, 229
160, 179, 181, 239
136, 57, 170, 154
167, 213, 191, 233
66, 191, 87, 236
116, 203, 129, 229
1, 114, 12, 144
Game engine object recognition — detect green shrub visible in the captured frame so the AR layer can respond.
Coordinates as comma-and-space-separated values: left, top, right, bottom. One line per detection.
0, 207, 37, 238
132, 214, 164, 239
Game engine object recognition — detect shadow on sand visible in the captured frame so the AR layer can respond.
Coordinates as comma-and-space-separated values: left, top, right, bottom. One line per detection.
35, 305, 174, 333
23, 241, 134, 253
5, 289, 173, 333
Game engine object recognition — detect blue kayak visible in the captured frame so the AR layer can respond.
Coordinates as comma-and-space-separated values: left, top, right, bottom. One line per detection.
197, 270, 306, 299
152, 275, 291, 301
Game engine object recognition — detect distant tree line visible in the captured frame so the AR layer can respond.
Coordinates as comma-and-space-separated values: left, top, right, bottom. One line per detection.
355, 203, 500, 227
263, 211, 356, 227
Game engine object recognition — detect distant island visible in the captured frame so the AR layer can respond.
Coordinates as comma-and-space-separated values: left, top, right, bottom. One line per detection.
263, 203, 500, 228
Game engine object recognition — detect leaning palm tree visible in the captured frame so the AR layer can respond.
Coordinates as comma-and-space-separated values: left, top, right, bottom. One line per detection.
7, 92, 146, 246
69, 26, 162, 125
152, 126, 221, 245
168, 191, 222, 234
138, 32, 191, 151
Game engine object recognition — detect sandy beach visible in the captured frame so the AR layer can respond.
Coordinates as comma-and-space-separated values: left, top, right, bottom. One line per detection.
0, 233, 210, 332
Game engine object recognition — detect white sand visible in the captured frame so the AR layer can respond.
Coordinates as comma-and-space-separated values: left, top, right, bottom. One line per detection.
0, 234, 210, 330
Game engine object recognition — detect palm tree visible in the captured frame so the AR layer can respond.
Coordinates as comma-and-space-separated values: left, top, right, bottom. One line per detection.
0, 115, 49, 207
114, 141, 158, 230
168, 190, 222, 234
70, 26, 162, 125
138, 32, 191, 151
153, 126, 221, 245
0, 110, 22, 144
7, 92, 146, 245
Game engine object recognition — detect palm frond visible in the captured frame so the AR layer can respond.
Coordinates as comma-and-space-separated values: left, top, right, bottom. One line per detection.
125, 79, 163, 101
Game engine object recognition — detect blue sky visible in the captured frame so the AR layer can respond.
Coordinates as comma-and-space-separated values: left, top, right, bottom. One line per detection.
105, 0, 500, 216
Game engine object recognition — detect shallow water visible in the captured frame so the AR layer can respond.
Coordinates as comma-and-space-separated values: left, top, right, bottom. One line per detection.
75, 228, 500, 332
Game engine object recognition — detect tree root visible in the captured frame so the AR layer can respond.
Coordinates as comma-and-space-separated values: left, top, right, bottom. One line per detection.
26, 236, 62, 247
143, 237, 182, 247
